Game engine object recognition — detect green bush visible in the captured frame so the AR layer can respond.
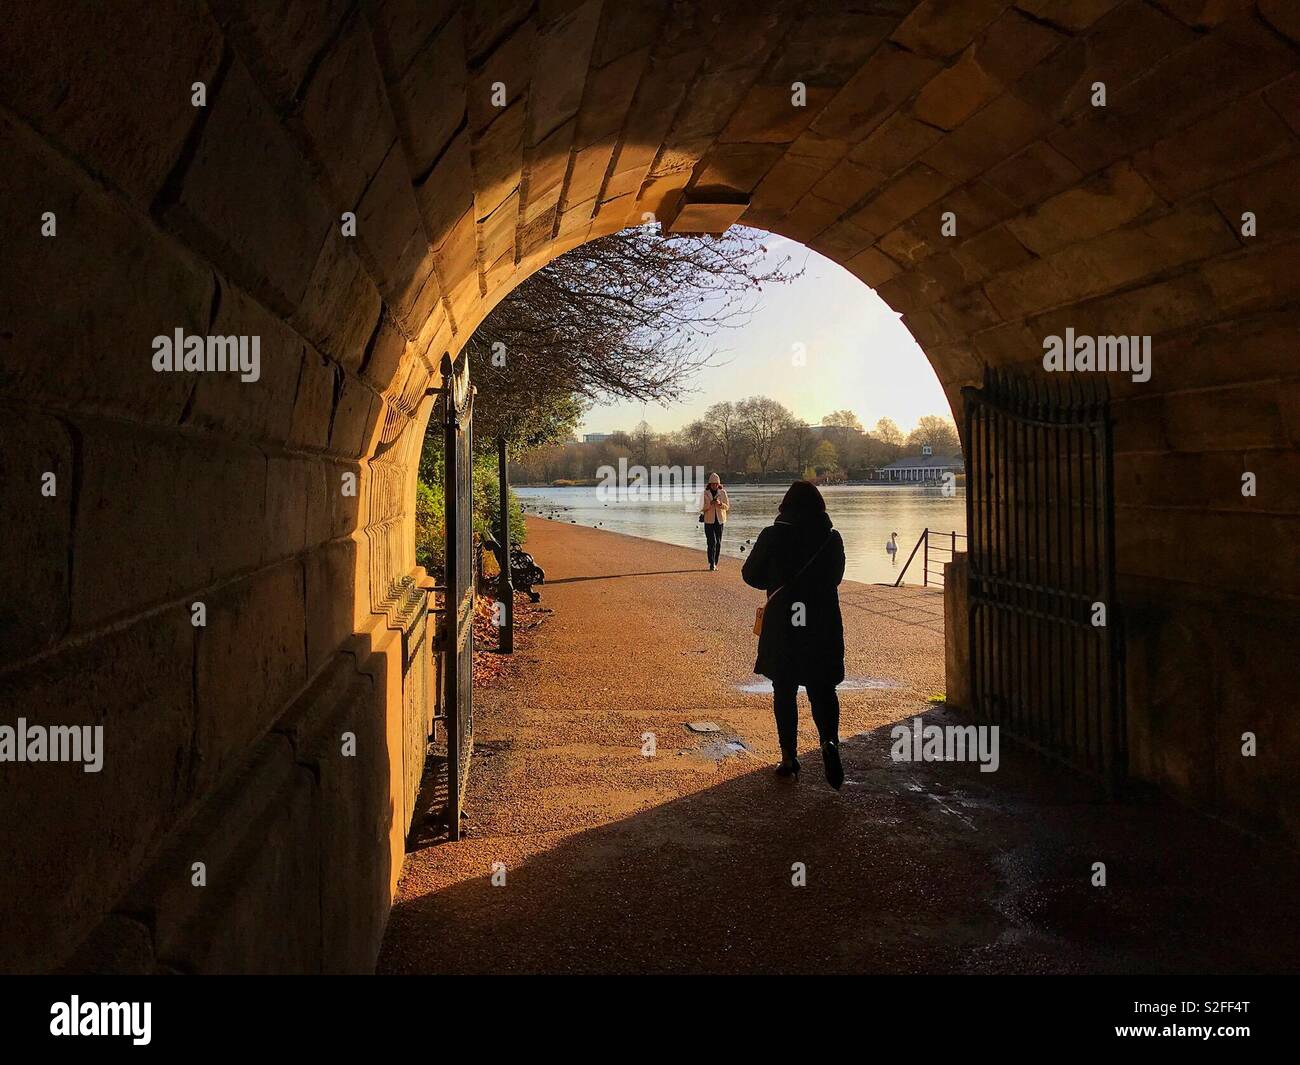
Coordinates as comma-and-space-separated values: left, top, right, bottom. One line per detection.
415, 479, 444, 571
472, 452, 527, 548
414, 450, 526, 574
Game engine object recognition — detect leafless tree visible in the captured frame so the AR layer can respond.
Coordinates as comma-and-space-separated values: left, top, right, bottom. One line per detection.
696, 400, 751, 475
785, 419, 814, 474
905, 414, 961, 454
631, 419, 655, 465
873, 416, 905, 447
822, 409, 863, 430
464, 224, 801, 454
739, 396, 795, 477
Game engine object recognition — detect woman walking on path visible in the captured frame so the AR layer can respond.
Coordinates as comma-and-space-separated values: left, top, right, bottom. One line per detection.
741, 480, 847, 789
699, 473, 729, 571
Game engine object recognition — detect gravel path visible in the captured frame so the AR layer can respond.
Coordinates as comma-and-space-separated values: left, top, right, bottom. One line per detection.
378, 518, 1300, 974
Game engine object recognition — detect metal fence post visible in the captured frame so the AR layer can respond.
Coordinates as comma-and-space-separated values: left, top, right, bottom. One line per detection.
497, 433, 514, 654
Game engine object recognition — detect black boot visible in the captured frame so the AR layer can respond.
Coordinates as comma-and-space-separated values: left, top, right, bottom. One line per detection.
821, 740, 844, 790
775, 750, 800, 780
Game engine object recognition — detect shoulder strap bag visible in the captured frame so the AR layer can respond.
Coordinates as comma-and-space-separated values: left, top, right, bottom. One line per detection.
753, 533, 834, 637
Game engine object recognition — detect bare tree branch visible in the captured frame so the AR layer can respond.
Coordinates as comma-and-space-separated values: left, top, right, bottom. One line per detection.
465, 224, 802, 452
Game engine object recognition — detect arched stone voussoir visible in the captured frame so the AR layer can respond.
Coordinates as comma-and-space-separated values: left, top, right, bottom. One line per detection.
2, 0, 1298, 974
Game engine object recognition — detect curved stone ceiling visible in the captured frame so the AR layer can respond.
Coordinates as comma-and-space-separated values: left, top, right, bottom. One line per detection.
1, 0, 1297, 973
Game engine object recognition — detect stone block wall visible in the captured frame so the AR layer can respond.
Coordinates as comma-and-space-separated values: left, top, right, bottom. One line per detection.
2, 0, 1298, 973
0, 1, 444, 973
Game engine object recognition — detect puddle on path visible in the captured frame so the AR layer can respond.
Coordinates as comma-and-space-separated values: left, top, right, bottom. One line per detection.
677, 729, 752, 762
695, 737, 752, 760
733, 675, 903, 694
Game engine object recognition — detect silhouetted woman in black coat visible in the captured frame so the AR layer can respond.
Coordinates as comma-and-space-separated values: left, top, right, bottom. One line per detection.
741, 480, 847, 789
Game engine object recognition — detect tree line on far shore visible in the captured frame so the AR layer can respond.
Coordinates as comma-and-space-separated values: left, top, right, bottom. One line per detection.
511, 404, 961, 485
419, 225, 802, 566
419, 223, 958, 566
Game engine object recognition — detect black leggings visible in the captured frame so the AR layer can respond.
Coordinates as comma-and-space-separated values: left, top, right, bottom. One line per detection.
704, 520, 723, 565
772, 679, 840, 754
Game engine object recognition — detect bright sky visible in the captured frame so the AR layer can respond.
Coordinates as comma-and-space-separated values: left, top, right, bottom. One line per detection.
578, 231, 954, 436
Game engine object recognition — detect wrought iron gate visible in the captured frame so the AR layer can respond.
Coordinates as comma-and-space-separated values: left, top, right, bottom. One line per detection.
963, 368, 1124, 784
441, 353, 474, 839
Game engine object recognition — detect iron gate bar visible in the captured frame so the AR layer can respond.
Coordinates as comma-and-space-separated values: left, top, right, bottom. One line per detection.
440, 353, 475, 840
1065, 378, 1078, 759
1015, 381, 1026, 740
1035, 384, 1045, 749
962, 367, 1124, 786
1099, 382, 1119, 774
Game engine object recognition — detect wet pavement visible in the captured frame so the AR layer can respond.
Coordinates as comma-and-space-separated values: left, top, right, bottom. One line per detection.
378, 518, 1300, 974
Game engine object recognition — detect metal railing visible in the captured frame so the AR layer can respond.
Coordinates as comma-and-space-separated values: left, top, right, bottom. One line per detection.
894, 528, 967, 588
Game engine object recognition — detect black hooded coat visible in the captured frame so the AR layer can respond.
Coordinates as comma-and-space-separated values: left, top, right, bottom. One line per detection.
741, 509, 846, 685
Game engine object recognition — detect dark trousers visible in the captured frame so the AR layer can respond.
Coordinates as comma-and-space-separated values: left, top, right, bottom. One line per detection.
704, 520, 723, 565
772, 679, 840, 753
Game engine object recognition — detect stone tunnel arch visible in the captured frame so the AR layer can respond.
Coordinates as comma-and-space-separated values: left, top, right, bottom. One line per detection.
1, 1, 1297, 974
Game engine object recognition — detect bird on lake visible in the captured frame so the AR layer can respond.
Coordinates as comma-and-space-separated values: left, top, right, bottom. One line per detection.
886, 531, 898, 553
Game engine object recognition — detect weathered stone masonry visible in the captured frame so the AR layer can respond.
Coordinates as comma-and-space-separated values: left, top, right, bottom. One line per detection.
0, 0, 1297, 972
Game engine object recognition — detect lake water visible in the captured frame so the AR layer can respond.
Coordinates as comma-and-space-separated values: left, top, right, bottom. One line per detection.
516, 483, 966, 586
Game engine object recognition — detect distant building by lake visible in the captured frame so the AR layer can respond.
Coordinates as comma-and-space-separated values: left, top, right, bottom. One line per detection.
872, 444, 964, 483
582, 432, 612, 444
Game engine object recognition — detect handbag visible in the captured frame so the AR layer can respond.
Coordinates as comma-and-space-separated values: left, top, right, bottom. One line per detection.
753, 533, 834, 637
699, 487, 716, 523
